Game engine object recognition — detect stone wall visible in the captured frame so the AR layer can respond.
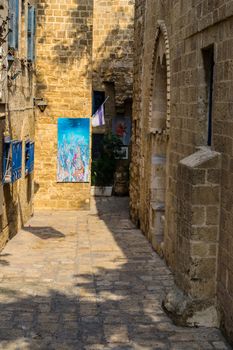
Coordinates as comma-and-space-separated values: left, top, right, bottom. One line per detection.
35, 0, 93, 210
35, 0, 134, 207
92, 0, 134, 107
0, 0, 35, 249
91, 0, 134, 142
173, 148, 221, 326
129, 0, 145, 225
130, 0, 233, 343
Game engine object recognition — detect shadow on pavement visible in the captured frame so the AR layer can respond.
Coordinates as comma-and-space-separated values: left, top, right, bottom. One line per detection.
23, 227, 65, 240
0, 197, 230, 350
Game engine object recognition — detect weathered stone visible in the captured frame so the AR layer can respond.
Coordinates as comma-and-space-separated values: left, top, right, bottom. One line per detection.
0, 1, 35, 249
130, 0, 233, 343
163, 285, 219, 328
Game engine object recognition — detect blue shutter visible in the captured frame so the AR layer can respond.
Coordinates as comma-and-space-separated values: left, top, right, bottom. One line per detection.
3, 140, 23, 184
25, 141, 30, 176
33, 7, 36, 60
15, 0, 19, 49
12, 141, 22, 183
27, 5, 36, 61
29, 142, 35, 173
25, 141, 34, 176
8, 0, 14, 48
8, 0, 19, 50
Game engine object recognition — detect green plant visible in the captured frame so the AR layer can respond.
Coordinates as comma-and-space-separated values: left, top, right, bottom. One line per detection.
91, 133, 122, 186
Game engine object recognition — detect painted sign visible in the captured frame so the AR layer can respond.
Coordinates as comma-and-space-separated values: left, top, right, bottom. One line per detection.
57, 118, 90, 183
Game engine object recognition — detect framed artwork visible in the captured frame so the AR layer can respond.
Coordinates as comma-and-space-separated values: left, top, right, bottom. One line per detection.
115, 146, 128, 160
112, 116, 131, 146
57, 118, 90, 183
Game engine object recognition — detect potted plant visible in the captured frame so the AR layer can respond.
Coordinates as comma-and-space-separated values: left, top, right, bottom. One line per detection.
91, 133, 122, 196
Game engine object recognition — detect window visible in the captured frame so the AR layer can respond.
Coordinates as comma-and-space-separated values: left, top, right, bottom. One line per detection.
92, 91, 105, 115
3, 141, 11, 183
202, 45, 214, 146
27, 5, 36, 61
8, 0, 19, 50
3, 140, 22, 184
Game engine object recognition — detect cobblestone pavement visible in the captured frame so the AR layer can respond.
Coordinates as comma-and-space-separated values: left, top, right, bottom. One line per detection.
0, 197, 231, 350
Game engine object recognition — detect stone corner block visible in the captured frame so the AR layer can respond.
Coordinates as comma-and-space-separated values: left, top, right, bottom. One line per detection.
179, 147, 221, 170
162, 285, 219, 328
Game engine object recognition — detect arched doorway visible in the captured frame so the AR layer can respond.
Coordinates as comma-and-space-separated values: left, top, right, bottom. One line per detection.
148, 22, 170, 255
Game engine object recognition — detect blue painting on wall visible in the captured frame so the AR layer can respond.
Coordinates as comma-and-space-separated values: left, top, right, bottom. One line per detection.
57, 118, 90, 183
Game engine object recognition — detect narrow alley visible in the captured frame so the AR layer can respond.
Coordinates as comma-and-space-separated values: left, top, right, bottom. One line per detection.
0, 198, 230, 350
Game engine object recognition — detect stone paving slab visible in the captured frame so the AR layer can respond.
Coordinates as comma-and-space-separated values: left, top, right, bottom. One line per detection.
0, 197, 231, 349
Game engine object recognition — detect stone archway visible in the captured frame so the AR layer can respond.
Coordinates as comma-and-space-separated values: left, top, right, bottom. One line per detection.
147, 21, 170, 255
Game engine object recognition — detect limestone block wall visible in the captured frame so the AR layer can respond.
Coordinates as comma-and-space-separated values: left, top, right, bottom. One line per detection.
130, 0, 171, 246
92, 0, 134, 106
129, 0, 146, 225
35, 0, 93, 210
0, 0, 35, 249
131, 0, 233, 342
176, 149, 221, 317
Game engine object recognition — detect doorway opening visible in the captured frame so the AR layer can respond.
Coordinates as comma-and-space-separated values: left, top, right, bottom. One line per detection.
149, 44, 169, 253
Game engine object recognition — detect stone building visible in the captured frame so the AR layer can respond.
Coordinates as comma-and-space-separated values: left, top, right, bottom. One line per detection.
0, 0, 134, 246
130, 0, 233, 344
92, 0, 134, 131
35, 0, 134, 210
34, 0, 94, 210
0, 0, 36, 249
